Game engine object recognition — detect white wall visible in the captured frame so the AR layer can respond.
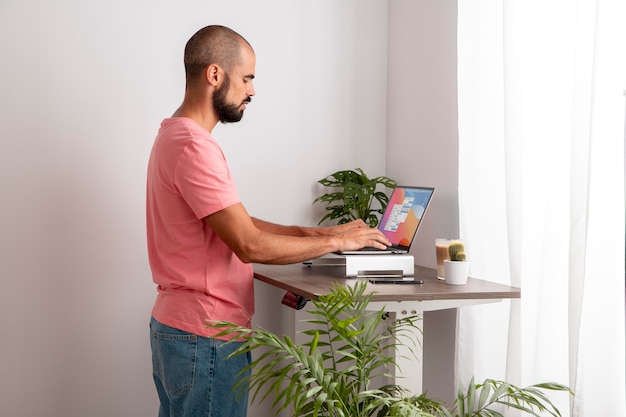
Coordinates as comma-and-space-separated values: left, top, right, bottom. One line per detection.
387, 0, 460, 264
0, 1, 389, 416
387, 0, 459, 404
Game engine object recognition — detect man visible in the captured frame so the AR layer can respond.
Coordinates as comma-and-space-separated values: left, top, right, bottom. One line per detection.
146, 25, 390, 417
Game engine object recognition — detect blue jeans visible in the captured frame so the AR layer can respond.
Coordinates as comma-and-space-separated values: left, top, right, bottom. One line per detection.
150, 317, 251, 417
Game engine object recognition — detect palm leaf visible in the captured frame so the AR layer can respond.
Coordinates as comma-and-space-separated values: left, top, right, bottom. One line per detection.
209, 282, 571, 417
450, 378, 572, 417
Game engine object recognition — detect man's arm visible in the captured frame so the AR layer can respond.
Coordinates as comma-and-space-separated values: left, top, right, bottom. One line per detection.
251, 217, 371, 237
205, 203, 390, 265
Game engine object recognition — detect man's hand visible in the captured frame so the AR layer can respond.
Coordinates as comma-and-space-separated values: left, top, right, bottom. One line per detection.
316, 219, 369, 235
334, 223, 391, 252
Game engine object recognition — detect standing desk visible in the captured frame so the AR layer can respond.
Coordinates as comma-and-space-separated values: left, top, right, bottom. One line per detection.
253, 263, 520, 395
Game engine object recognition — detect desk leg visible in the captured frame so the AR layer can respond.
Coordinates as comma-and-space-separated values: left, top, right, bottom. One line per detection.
391, 311, 424, 395
371, 299, 500, 402
422, 309, 457, 404
389, 310, 457, 403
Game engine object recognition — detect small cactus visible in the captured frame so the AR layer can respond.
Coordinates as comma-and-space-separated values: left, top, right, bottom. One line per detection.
448, 242, 467, 261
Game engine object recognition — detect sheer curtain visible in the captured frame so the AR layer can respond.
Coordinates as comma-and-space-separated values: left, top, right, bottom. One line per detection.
457, 1, 625, 416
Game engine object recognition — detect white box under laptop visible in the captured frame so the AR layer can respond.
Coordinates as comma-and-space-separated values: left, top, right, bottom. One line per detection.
304, 253, 415, 279
305, 185, 435, 280
343, 254, 415, 278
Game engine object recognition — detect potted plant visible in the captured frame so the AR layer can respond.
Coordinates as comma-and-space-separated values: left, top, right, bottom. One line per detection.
210, 281, 571, 417
444, 241, 470, 285
313, 168, 397, 228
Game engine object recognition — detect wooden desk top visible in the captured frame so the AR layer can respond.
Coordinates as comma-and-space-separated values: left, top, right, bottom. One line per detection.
253, 263, 521, 302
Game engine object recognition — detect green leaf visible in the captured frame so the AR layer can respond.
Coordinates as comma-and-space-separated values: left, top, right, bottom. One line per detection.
477, 379, 492, 410
314, 168, 397, 226
308, 330, 320, 355
205, 283, 571, 417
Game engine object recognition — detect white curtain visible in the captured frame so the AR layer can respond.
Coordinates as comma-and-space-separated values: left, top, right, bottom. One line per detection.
457, 1, 626, 416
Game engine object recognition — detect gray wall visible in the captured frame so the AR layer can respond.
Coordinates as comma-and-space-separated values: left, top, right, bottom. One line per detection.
0, 1, 459, 415
387, 0, 459, 403
387, 0, 459, 261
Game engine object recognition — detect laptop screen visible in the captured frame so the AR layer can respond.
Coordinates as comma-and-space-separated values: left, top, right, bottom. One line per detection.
378, 186, 435, 250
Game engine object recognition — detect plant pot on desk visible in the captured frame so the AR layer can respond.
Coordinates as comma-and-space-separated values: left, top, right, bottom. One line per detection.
443, 260, 470, 285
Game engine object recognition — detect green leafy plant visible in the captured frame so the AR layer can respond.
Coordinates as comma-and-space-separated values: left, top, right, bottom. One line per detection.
212, 281, 429, 417
448, 242, 467, 262
313, 168, 397, 228
442, 378, 572, 417
210, 281, 572, 417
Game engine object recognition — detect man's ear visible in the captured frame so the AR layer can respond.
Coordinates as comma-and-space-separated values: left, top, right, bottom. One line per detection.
205, 64, 221, 86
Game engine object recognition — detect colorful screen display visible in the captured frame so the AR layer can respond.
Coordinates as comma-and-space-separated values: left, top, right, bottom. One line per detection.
378, 186, 435, 248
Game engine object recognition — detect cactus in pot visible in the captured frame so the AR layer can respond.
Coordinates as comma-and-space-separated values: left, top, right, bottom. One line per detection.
444, 241, 469, 285
448, 241, 467, 261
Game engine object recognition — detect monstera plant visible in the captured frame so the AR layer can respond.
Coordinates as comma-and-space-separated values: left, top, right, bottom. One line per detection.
313, 168, 397, 228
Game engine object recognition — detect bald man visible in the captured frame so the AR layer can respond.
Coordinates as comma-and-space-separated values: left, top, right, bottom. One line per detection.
146, 25, 390, 417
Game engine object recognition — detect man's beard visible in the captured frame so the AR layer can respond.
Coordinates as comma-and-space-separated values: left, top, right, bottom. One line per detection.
212, 74, 251, 124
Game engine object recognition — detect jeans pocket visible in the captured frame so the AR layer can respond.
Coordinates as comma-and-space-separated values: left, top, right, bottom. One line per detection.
151, 328, 198, 396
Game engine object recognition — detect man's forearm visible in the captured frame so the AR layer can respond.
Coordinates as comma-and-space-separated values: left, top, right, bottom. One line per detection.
251, 217, 368, 238
251, 217, 314, 237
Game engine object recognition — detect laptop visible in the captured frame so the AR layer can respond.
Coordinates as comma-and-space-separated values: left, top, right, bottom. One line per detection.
336, 185, 435, 255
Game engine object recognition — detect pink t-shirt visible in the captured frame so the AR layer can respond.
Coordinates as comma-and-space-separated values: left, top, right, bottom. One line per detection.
146, 117, 254, 338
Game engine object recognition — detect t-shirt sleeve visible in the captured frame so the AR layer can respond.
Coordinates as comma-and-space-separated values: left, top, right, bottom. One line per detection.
173, 138, 241, 219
